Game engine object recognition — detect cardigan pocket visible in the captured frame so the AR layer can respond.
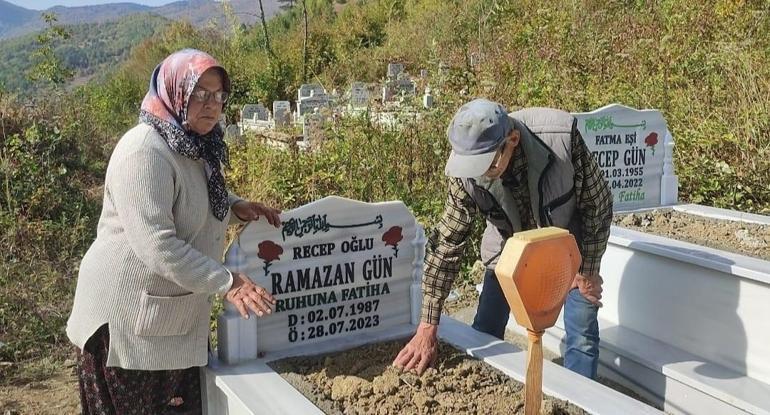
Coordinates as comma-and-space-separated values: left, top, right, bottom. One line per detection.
134, 291, 204, 337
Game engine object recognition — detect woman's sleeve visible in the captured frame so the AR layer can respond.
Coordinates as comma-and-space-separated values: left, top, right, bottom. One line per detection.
109, 148, 233, 295
228, 191, 246, 225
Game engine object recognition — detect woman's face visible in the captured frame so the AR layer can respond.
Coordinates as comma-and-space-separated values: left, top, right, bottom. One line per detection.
187, 69, 225, 135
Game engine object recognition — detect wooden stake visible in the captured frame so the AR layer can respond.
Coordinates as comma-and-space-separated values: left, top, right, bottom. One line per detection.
525, 329, 544, 415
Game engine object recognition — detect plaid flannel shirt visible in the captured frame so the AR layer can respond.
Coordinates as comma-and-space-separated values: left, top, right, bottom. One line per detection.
420, 129, 613, 325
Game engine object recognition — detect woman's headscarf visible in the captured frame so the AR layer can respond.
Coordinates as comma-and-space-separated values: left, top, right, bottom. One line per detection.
139, 48, 232, 221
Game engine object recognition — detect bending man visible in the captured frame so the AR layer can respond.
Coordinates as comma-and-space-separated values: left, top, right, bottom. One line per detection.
394, 99, 612, 379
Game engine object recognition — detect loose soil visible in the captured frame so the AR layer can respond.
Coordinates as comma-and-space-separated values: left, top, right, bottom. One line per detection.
269, 339, 587, 415
613, 209, 770, 261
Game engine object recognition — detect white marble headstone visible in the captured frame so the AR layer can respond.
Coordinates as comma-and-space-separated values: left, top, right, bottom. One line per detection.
298, 83, 326, 101
387, 63, 404, 79
572, 104, 677, 210
273, 101, 291, 127
218, 197, 426, 363
302, 110, 325, 146
423, 87, 433, 109
241, 104, 259, 122
224, 124, 241, 144
350, 82, 369, 108
394, 78, 416, 97
298, 96, 330, 117
253, 103, 269, 121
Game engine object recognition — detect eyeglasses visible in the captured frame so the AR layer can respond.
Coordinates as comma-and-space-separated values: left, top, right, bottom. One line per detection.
190, 89, 229, 104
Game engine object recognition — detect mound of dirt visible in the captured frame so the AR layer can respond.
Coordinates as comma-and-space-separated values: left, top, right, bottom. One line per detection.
613, 209, 769, 261
269, 340, 587, 415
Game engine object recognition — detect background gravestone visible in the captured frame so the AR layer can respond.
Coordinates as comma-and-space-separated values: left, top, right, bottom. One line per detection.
394, 78, 416, 97
241, 104, 259, 122
302, 110, 325, 148
298, 95, 331, 117
572, 104, 678, 211
217, 197, 426, 363
224, 124, 242, 145
253, 103, 269, 121
298, 83, 326, 101
273, 101, 291, 127
423, 87, 433, 109
387, 63, 404, 79
349, 82, 369, 109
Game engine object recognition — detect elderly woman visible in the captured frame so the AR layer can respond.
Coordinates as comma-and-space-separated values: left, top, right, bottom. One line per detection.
67, 49, 278, 414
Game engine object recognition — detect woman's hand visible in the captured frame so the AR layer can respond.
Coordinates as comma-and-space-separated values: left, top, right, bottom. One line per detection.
231, 201, 282, 227
225, 272, 276, 319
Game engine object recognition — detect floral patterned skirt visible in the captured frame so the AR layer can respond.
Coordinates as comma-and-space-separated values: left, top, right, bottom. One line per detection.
75, 324, 202, 415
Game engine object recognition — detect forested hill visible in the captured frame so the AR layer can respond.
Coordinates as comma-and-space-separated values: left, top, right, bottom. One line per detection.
0, 1, 37, 37
0, 13, 169, 92
0, 0, 281, 40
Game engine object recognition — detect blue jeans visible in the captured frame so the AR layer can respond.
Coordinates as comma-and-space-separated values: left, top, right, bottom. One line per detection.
471, 268, 600, 379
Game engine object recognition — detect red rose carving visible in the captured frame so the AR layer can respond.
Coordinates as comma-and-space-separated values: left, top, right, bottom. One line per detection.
258, 240, 283, 276
382, 226, 403, 257
644, 132, 658, 156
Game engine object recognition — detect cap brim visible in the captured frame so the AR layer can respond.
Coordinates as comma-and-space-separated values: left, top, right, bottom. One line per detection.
444, 150, 497, 178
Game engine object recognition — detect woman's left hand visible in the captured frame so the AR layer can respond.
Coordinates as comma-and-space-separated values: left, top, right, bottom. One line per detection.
232, 201, 282, 227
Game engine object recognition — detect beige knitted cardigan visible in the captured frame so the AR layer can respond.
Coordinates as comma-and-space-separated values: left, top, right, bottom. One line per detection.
67, 123, 243, 370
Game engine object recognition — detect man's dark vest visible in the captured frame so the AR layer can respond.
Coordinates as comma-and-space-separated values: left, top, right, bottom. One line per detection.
461, 108, 582, 268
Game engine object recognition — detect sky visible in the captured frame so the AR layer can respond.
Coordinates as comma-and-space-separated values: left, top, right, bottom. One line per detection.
7, 0, 178, 10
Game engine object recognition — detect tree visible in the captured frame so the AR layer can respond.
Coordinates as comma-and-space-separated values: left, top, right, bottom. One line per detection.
302, 0, 308, 82
257, 0, 275, 59
27, 13, 73, 87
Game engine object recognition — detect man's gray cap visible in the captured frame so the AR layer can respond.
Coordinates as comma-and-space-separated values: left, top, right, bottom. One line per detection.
445, 98, 512, 178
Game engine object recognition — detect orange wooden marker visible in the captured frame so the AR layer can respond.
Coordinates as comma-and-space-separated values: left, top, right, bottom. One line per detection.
494, 227, 581, 415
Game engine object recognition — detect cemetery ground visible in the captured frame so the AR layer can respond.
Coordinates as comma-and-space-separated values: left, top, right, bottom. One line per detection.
1, 211, 767, 413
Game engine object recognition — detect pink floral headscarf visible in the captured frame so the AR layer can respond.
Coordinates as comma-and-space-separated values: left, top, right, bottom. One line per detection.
139, 49, 232, 221
140, 48, 231, 128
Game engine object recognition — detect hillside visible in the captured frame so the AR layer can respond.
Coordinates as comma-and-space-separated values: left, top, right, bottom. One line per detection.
0, 0, 282, 39
0, 1, 36, 37
0, 13, 169, 92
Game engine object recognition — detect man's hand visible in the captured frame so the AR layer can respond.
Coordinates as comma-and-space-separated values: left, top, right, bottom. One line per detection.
225, 272, 276, 319
393, 322, 438, 374
232, 201, 282, 227
572, 273, 603, 307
